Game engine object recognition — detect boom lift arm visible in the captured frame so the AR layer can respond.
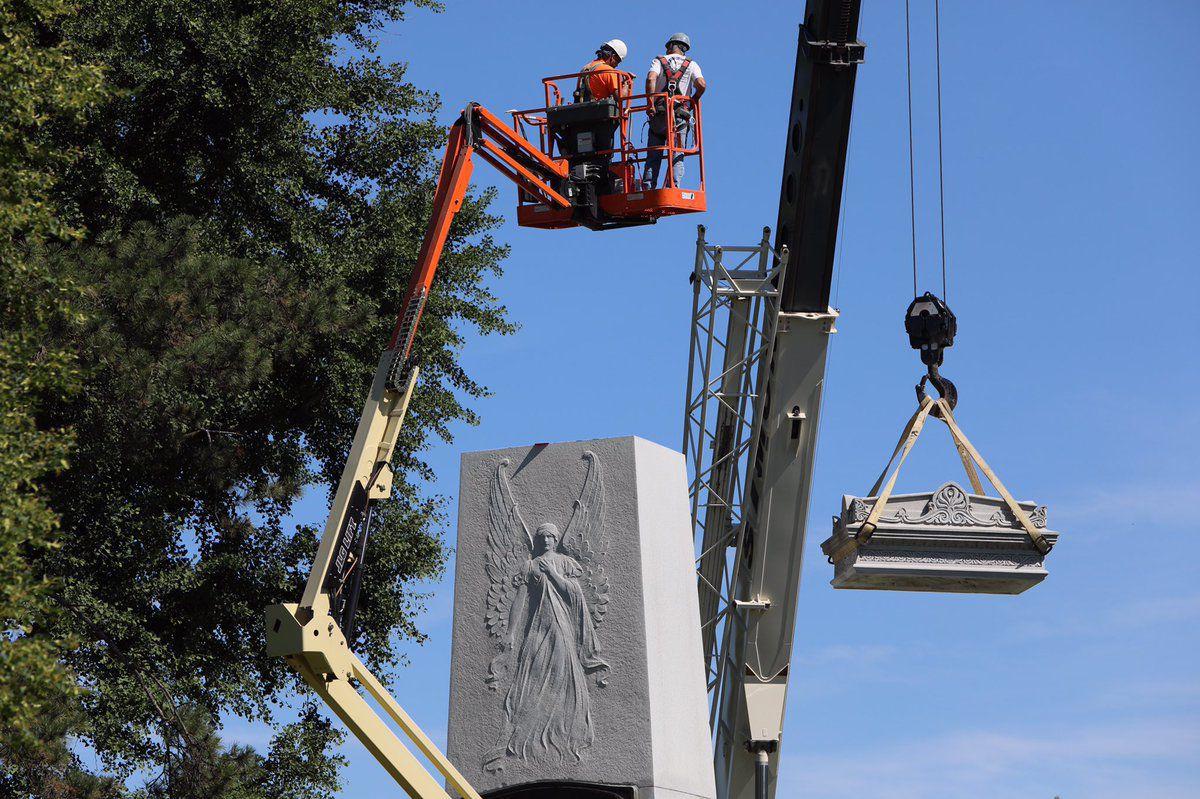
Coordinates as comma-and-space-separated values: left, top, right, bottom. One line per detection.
266, 77, 707, 798
264, 103, 575, 799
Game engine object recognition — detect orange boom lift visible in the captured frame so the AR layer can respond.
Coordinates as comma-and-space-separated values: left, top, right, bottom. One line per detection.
392, 72, 705, 396
266, 74, 704, 799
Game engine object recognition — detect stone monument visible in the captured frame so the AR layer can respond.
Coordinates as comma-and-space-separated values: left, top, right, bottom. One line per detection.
447, 436, 715, 799
821, 482, 1060, 594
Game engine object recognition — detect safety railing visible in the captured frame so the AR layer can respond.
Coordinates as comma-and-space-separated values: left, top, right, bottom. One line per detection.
509, 71, 705, 196
623, 90, 705, 192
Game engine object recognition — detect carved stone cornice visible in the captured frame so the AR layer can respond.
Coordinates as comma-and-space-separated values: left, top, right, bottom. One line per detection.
846, 482, 1047, 529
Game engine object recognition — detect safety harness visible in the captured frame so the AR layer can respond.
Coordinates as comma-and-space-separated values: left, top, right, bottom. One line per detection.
574, 61, 620, 104
652, 55, 693, 117
574, 63, 598, 103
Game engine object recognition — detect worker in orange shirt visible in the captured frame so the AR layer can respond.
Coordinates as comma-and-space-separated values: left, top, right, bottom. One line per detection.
575, 39, 629, 103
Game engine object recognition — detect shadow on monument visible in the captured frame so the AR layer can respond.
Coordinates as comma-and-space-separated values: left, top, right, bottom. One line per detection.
483, 782, 636, 799
509, 442, 548, 478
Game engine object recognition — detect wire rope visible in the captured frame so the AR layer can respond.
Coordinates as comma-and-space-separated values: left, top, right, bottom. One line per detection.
934, 0, 948, 301
904, 0, 919, 297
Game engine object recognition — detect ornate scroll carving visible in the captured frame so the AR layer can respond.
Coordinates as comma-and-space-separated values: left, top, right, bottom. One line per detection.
851, 482, 1048, 529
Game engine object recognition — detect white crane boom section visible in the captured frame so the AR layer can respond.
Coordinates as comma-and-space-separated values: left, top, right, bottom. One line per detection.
689, 3, 865, 798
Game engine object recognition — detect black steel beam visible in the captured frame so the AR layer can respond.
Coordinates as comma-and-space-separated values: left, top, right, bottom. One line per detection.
774, 0, 864, 312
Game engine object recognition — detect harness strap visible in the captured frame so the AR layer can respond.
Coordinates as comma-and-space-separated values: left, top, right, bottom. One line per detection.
575, 64, 597, 102
853, 397, 938, 549
867, 396, 935, 498
657, 55, 692, 92
952, 429, 986, 494
866, 403, 982, 495
829, 399, 935, 564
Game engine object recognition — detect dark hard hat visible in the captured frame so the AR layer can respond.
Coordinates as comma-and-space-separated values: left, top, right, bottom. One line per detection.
666, 32, 691, 51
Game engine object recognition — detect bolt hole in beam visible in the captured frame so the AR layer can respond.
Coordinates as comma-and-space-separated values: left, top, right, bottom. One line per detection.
790, 122, 802, 154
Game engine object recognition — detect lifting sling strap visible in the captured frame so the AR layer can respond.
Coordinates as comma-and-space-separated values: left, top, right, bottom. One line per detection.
828, 397, 1052, 564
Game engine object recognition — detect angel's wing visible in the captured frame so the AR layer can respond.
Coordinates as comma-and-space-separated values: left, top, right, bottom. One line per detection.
485, 458, 532, 642
560, 451, 609, 628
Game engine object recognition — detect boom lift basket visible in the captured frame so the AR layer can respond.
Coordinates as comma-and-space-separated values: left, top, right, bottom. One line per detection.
821, 397, 1059, 594
510, 71, 706, 230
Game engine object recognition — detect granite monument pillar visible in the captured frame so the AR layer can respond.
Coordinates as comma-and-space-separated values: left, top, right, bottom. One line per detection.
447, 436, 715, 799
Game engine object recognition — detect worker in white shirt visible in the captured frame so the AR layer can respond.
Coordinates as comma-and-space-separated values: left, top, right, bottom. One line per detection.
643, 32, 706, 190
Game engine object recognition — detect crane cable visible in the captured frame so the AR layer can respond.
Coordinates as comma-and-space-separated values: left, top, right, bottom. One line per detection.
904, 0, 951, 301
934, 0, 948, 302
904, 0, 918, 298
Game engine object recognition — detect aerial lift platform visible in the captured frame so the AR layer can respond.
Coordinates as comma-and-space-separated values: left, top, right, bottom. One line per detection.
511, 71, 705, 229
265, 72, 705, 799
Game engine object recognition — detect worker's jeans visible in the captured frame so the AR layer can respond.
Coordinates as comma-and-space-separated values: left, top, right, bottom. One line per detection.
645, 120, 688, 189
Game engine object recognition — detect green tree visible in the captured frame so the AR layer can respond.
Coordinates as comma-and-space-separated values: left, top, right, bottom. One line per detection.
14, 0, 513, 792
139, 705, 343, 799
0, 0, 103, 758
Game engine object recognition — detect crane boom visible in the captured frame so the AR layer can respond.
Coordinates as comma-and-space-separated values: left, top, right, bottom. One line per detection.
700, 3, 865, 798
775, 2, 866, 312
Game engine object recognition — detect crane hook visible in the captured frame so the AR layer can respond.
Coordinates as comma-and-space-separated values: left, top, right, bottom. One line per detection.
905, 291, 958, 411
916, 365, 957, 411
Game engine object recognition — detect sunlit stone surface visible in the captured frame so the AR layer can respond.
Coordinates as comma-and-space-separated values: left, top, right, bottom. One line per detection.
448, 436, 715, 799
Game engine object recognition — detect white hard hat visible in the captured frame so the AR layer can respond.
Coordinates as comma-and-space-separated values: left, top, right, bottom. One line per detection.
601, 38, 628, 62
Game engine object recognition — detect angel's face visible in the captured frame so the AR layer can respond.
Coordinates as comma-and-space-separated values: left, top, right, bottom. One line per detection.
534, 523, 560, 554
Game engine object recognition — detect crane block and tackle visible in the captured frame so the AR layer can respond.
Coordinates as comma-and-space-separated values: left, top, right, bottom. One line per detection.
821, 0, 1061, 601
819, 295, 1060, 594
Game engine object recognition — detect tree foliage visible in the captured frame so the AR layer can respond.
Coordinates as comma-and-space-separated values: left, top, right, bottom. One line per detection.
0, 0, 104, 754
4, 0, 514, 793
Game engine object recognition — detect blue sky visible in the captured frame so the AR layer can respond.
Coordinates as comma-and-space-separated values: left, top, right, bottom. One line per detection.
231, 2, 1200, 797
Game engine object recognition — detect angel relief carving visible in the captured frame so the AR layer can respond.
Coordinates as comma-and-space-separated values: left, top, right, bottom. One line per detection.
482, 451, 610, 773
